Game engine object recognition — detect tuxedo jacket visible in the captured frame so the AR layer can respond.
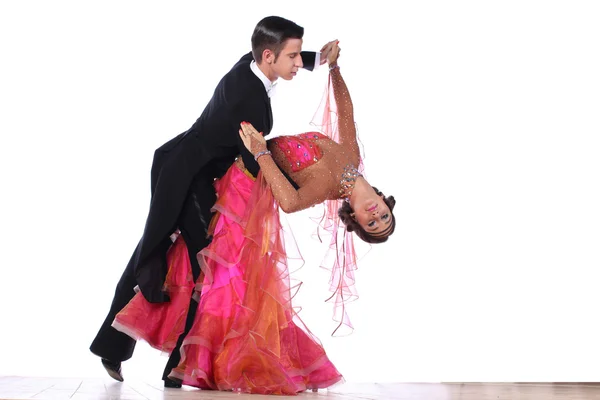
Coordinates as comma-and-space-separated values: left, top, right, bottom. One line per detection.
134, 51, 317, 302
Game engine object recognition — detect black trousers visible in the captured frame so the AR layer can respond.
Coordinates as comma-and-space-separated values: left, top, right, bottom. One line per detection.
89, 172, 216, 380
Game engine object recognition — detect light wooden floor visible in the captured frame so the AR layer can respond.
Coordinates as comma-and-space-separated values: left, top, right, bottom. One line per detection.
2, 377, 600, 400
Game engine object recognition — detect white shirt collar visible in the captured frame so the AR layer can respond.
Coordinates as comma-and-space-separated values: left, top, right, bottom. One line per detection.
250, 61, 277, 98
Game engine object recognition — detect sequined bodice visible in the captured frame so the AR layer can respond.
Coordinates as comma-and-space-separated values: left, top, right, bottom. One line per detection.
269, 132, 328, 172
265, 131, 359, 202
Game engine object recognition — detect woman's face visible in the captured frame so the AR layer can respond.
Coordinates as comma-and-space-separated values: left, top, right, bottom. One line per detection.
352, 194, 392, 235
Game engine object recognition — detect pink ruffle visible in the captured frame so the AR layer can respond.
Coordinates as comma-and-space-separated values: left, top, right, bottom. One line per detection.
168, 165, 343, 395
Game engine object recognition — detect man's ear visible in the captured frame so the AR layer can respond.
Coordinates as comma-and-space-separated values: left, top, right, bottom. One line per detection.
262, 48, 275, 64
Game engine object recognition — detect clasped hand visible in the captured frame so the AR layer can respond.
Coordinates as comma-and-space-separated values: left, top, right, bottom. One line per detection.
239, 122, 267, 155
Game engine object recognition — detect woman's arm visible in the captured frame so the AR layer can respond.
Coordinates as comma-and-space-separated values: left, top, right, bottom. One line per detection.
239, 123, 329, 213
328, 42, 360, 161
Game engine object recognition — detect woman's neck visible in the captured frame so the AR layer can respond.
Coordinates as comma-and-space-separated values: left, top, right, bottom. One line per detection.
348, 176, 372, 208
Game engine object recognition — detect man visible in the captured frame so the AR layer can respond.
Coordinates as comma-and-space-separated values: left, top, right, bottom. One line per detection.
89, 15, 337, 387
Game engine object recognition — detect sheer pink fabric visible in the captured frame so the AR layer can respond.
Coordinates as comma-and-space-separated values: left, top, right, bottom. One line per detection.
310, 74, 367, 336
169, 165, 342, 394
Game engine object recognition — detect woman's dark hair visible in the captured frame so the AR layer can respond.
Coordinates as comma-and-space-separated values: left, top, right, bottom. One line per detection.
251, 16, 304, 63
338, 187, 396, 244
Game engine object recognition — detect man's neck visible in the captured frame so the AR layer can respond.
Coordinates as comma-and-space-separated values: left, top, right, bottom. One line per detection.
257, 62, 276, 82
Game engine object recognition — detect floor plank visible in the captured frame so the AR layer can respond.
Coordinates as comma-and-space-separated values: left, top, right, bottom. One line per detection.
2, 377, 600, 399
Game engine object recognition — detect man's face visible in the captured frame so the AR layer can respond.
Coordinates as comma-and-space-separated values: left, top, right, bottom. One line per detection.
270, 38, 303, 81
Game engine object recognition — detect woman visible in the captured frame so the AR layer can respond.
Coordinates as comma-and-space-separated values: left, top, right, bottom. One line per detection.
113, 42, 396, 395
238, 41, 395, 242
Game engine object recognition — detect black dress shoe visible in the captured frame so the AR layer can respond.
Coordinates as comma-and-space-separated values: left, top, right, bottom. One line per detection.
164, 377, 182, 388
101, 358, 124, 382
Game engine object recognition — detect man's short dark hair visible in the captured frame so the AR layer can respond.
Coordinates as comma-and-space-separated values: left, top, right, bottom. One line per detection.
251, 16, 304, 63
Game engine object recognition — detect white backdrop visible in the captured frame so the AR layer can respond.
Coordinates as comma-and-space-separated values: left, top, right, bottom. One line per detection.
1, 0, 599, 383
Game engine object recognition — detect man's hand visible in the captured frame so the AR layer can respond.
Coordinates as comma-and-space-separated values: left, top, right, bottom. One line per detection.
319, 39, 340, 65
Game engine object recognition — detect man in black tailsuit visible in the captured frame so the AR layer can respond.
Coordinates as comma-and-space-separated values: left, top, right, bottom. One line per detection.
89, 16, 336, 387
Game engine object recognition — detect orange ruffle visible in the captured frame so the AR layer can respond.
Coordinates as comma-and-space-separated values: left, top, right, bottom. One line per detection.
167, 165, 342, 395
